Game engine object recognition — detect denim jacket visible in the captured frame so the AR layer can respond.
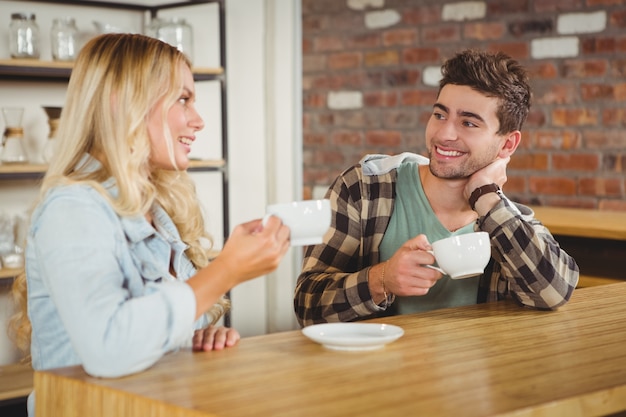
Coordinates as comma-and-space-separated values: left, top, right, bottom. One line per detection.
25, 158, 206, 415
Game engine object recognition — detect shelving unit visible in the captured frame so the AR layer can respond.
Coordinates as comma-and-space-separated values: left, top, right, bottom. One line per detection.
0, 1, 230, 324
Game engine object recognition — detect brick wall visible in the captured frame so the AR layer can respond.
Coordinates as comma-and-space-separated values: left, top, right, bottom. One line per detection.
302, 0, 626, 211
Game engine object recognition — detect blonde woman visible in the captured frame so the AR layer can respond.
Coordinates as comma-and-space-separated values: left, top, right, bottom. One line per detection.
10, 33, 290, 416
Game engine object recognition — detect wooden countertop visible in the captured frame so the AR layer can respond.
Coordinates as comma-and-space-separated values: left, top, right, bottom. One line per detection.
35, 283, 626, 417
530, 205, 626, 240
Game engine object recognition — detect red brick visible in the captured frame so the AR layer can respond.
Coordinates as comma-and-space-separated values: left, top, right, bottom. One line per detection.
316, 113, 335, 127
364, 50, 400, 67
603, 153, 626, 173
366, 131, 402, 147
613, 83, 626, 100
551, 109, 598, 126
509, 153, 549, 170
601, 108, 626, 126
578, 177, 623, 196
346, 33, 381, 50
314, 150, 346, 165
612, 10, 626, 28
503, 175, 527, 193
422, 25, 461, 43
402, 47, 440, 64
383, 29, 418, 47
531, 130, 582, 150
303, 133, 328, 146
303, 92, 326, 108
302, 38, 313, 54
487, 42, 529, 59
584, 130, 626, 149
383, 110, 419, 128
464, 23, 506, 40
488, 0, 530, 14
529, 177, 577, 195
334, 111, 382, 129
303, 55, 327, 73
363, 91, 398, 107
328, 52, 361, 70
599, 199, 626, 211
563, 59, 608, 77
526, 61, 559, 79
534, 0, 583, 13
332, 131, 363, 146
581, 37, 617, 54
533, 84, 578, 105
610, 59, 626, 76
590, 0, 626, 6
580, 83, 614, 101
508, 19, 552, 37
329, 14, 365, 31
402, 6, 441, 25
525, 110, 546, 127
383, 70, 421, 87
302, 15, 329, 32
312, 36, 344, 52
553, 153, 600, 171
401, 90, 437, 106
301, 0, 346, 14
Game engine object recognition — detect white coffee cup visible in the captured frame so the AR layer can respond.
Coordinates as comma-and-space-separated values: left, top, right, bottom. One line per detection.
264, 199, 331, 246
428, 231, 491, 279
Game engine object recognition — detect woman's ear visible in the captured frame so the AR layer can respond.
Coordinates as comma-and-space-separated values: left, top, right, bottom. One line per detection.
498, 130, 521, 158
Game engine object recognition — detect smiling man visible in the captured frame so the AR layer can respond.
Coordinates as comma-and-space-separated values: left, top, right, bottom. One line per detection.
294, 49, 580, 326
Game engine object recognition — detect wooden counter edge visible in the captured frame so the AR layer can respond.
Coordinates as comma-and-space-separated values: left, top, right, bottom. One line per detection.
529, 205, 626, 241
0, 363, 33, 402
35, 369, 215, 417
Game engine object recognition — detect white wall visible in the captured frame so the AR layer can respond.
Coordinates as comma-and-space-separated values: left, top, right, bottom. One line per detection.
0, 0, 302, 363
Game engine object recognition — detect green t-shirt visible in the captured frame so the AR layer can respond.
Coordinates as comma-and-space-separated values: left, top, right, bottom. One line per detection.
379, 161, 479, 315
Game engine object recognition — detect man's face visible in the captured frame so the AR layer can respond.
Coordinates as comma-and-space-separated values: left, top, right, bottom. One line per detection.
425, 84, 507, 179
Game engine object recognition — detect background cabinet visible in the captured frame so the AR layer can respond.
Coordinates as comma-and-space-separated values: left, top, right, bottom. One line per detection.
0, 0, 231, 364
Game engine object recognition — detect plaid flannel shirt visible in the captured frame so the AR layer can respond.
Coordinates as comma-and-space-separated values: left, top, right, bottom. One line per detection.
294, 153, 579, 326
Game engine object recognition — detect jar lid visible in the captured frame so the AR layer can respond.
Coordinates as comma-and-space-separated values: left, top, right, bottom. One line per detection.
11, 12, 36, 21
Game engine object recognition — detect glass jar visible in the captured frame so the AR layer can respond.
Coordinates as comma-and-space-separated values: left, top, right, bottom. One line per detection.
51, 17, 79, 61
1, 107, 28, 164
9, 13, 40, 59
156, 17, 194, 62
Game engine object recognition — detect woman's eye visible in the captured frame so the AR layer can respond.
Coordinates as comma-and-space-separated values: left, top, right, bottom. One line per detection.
178, 97, 190, 105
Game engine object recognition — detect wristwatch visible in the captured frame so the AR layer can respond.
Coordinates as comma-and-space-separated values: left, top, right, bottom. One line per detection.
468, 183, 502, 211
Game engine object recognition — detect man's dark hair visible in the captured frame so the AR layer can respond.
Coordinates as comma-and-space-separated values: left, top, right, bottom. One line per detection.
439, 49, 531, 135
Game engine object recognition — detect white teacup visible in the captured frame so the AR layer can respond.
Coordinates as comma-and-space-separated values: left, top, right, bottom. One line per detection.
428, 231, 491, 279
264, 199, 331, 246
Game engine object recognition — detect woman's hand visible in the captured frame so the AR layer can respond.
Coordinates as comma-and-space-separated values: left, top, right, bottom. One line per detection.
215, 215, 291, 285
192, 325, 240, 351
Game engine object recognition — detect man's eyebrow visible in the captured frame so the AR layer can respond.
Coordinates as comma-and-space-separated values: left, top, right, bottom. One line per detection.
434, 103, 485, 123
458, 110, 485, 123
433, 103, 448, 113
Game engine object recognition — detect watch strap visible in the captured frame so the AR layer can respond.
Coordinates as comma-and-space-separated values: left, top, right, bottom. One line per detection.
468, 183, 501, 211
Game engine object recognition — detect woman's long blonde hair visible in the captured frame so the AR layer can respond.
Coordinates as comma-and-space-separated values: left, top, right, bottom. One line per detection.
9, 33, 228, 359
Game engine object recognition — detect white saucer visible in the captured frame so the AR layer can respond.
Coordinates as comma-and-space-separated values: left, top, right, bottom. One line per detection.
302, 323, 404, 351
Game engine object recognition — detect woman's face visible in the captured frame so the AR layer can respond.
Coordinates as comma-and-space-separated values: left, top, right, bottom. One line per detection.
148, 63, 204, 171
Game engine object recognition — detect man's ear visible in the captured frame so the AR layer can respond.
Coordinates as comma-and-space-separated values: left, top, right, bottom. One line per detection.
498, 130, 521, 158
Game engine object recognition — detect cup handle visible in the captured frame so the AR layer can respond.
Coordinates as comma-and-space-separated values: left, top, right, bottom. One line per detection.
424, 264, 445, 274
424, 250, 445, 274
